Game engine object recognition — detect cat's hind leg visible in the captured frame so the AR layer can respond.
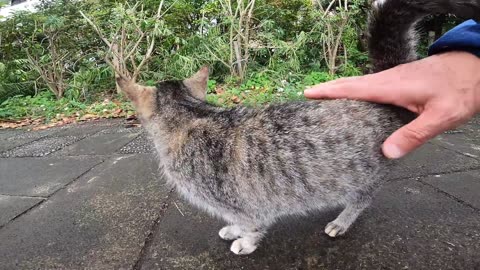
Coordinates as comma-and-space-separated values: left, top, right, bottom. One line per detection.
325, 190, 372, 238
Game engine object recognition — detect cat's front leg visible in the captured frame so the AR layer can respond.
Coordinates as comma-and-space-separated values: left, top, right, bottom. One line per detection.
218, 224, 266, 255
230, 229, 265, 255
218, 225, 246, 240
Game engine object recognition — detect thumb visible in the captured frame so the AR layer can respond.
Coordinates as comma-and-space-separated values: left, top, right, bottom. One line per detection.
382, 111, 446, 159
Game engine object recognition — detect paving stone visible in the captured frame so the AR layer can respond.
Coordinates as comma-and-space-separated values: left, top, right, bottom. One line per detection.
0, 135, 84, 157
0, 138, 30, 153
55, 132, 140, 156
1, 118, 480, 270
0, 154, 170, 269
423, 170, 480, 210
98, 125, 143, 134
0, 129, 26, 141
432, 133, 480, 159
0, 195, 44, 227
0, 128, 57, 153
53, 119, 128, 136
390, 143, 480, 179
457, 115, 480, 139
0, 156, 102, 197
140, 180, 480, 270
1, 120, 133, 157
52, 124, 105, 137
118, 132, 155, 154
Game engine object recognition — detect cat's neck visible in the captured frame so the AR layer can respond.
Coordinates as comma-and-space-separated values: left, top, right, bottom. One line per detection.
159, 99, 223, 129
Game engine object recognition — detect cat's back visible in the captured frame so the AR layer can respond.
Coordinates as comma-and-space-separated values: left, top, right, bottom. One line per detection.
240, 99, 407, 142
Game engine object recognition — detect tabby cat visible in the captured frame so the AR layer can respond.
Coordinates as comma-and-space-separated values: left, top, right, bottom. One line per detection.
117, 0, 480, 255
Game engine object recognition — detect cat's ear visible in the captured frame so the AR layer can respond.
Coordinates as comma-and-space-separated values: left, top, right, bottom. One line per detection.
183, 66, 209, 101
116, 77, 156, 120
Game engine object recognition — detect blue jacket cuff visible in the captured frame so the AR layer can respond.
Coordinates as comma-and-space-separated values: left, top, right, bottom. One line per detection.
429, 19, 480, 57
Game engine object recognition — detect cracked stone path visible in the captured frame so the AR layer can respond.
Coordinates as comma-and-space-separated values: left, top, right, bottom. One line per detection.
0, 117, 479, 270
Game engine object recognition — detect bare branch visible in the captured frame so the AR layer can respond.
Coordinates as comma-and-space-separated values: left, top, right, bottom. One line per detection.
79, 11, 112, 48
203, 44, 230, 69
132, 37, 156, 81
324, 0, 337, 16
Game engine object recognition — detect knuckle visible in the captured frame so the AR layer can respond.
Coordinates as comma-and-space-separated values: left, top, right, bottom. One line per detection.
402, 126, 430, 144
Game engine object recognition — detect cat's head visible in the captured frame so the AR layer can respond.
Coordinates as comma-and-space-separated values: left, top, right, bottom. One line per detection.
115, 66, 209, 121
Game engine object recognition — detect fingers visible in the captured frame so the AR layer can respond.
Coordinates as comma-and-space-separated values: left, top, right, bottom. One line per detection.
382, 110, 451, 159
304, 73, 396, 104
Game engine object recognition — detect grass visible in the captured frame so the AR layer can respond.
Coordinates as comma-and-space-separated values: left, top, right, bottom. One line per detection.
0, 70, 341, 127
206, 71, 337, 107
0, 91, 135, 126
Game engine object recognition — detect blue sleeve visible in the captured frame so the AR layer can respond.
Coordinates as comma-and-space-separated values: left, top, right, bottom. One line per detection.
429, 20, 480, 57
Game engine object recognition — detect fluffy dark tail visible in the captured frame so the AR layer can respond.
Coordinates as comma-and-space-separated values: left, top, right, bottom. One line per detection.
368, 0, 480, 72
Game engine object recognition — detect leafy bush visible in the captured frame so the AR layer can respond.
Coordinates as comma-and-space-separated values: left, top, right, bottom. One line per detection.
0, 0, 462, 124
0, 91, 133, 121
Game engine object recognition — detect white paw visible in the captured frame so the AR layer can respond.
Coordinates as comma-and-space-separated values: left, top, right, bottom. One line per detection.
219, 225, 243, 240
230, 237, 258, 255
325, 222, 347, 238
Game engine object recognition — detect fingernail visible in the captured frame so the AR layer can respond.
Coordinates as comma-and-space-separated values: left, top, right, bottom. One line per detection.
383, 144, 404, 159
304, 87, 321, 96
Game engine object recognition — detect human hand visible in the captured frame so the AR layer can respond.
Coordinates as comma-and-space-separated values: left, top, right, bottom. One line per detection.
304, 51, 480, 159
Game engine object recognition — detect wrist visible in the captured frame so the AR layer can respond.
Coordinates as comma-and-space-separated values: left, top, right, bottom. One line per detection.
434, 51, 480, 114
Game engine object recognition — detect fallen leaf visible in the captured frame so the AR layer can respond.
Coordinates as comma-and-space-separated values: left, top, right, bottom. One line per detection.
80, 114, 98, 121
231, 95, 241, 103
215, 88, 225, 95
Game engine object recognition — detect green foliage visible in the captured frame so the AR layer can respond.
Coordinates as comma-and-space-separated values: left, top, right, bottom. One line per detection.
66, 65, 115, 102
0, 91, 81, 120
303, 71, 335, 86
0, 91, 133, 121
206, 70, 338, 107
0, 0, 457, 123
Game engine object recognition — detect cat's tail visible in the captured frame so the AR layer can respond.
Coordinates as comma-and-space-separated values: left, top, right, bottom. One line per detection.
368, 0, 480, 72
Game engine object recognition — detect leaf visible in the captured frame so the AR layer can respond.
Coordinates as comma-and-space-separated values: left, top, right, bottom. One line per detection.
231, 95, 241, 104
80, 114, 98, 121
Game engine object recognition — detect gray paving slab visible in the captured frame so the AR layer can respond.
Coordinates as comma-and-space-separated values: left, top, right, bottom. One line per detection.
98, 125, 143, 134
390, 143, 480, 179
458, 115, 480, 139
52, 124, 105, 137
55, 132, 140, 156
119, 132, 155, 154
0, 135, 85, 157
432, 133, 480, 159
0, 138, 30, 153
0, 128, 58, 153
0, 195, 44, 227
423, 170, 480, 210
52, 118, 128, 137
0, 154, 170, 269
0, 156, 102, 196
140, 180, 480, 270
0, 129, 25, 140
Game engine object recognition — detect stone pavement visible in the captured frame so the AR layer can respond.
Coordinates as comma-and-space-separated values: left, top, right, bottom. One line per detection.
0, 117, 479, 270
